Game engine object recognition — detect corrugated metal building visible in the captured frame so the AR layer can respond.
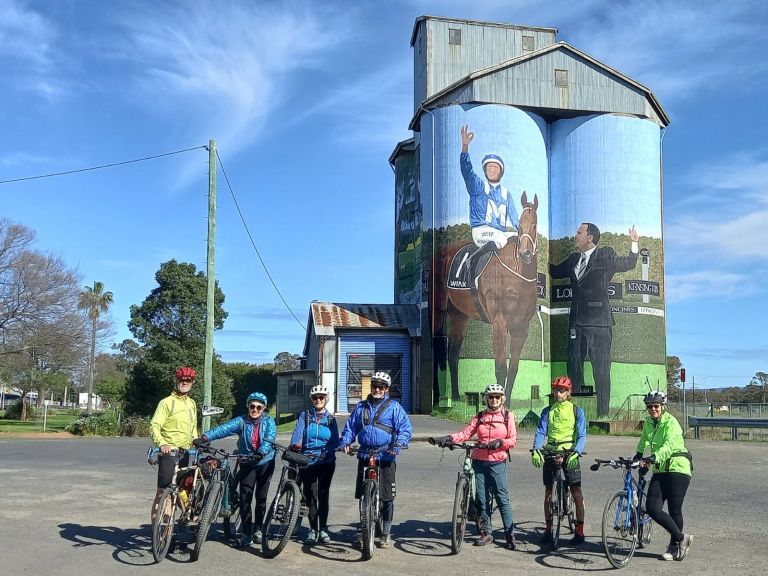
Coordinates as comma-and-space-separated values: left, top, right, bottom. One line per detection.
302, 302, 420, 414
393, 16, 670, 419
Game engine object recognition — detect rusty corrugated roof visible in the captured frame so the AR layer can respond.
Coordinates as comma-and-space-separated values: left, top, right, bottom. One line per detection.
308, 302, 420, 338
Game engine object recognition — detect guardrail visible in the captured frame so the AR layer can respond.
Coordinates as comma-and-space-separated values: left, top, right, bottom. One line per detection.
687, 416, 768, 440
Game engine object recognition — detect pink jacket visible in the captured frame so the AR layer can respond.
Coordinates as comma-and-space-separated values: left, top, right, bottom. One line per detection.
450, 408, 517, 462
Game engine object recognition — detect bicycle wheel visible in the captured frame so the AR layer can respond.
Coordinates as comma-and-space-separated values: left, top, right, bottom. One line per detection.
601, 491, 639, 568
450, 475, 470, 554
552, 477, 564, 549
191, 480, 223, 561
637, 511, 653, 548
262, 481, 301, 558
566, 487, 577, 534
360, 480, 377, 560
152, 489, 177, 563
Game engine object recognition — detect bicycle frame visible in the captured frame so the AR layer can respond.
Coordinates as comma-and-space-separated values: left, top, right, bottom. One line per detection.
358, 447, 385, 560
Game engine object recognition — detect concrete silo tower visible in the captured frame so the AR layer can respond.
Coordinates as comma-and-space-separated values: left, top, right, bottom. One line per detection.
391, 16, 669, 420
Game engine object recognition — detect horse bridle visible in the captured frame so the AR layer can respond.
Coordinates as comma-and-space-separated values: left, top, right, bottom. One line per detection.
496, 205, 537, 283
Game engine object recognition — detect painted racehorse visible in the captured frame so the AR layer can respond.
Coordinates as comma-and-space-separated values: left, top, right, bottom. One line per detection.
435, 192, 539, 403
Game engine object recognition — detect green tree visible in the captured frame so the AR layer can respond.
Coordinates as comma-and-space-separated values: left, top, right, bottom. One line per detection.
78, 281, 113, 412
124, 260, 232, 417
273, 351, 300, 372
666, 356, 682, 402
225, 362, 278, 411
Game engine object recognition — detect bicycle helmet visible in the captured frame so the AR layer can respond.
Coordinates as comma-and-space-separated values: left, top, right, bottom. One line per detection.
371, 371, 392, 387
551, 376, 572, 391
643, 390, 667, 406
309, 384, 329, 398
246, 391, 268, 408
174, 366, 197, 380
484, 383, 506, 396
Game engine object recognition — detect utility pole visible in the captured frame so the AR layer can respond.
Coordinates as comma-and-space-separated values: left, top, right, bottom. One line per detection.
203, 139, 216, 433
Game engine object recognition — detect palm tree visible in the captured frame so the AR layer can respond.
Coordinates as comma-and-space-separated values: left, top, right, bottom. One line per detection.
78, 281, 113, 412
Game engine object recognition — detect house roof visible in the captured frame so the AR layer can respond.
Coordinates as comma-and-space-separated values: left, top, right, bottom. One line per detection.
409, 41, 669, 130
304, 302, 420, 351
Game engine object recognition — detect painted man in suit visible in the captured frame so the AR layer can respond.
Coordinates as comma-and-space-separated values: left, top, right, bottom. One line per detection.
550, 223, 639, 418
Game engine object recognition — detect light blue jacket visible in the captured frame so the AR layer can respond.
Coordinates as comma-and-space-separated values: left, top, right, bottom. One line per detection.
289, 408, 339, 464
204, 414, 276, 466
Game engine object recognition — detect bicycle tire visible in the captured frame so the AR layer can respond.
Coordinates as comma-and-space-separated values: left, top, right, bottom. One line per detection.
152, 489, 177, 563
360, 480, 377, 560
223, 497, 241, 539
601, 491, 638, 568
262, 481, 301, 558
451, 474, 470, 554
566, 486, 576, 534
552, 476, 564, 549
191, 480, 223, 561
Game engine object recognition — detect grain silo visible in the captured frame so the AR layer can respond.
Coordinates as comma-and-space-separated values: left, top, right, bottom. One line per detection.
392, 16, 669, 420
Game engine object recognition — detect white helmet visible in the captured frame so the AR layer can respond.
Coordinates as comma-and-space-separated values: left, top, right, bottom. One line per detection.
644, 390, 667, 406
484, 383, 506, 395
371, 371, 392, 387
309, 384, 329, 398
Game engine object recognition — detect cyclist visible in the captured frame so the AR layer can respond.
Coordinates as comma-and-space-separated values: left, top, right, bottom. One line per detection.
149, 366, 199, 524
531, 376, 587, 546
289, 384, 340, 545
340, 371, 412, 549
433, 383, 518, 550
194, 391, 276, 548
634, 390, 693, 561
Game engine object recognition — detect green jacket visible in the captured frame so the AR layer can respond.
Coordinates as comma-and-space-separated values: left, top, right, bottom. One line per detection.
150, 393, 198, 449
636, 411, 691, 476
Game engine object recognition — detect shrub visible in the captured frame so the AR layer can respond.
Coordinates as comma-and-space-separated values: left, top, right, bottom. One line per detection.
121, 415, 151, 437
66, 411, 120, 436
4, 400, 36, 420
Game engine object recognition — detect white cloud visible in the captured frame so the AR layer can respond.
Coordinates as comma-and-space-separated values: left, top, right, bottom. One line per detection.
113, 1, 354, 173
665, 270, 758, 302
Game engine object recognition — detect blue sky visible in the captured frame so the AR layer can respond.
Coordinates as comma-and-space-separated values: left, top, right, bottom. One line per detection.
2, 0, 766, 388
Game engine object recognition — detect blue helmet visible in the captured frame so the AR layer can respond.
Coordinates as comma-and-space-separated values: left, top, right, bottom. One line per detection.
482, 154, 504, 178
246, 391, 268, 408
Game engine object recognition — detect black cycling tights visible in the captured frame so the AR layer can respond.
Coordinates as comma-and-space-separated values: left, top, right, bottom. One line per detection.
645, 472, 690, 544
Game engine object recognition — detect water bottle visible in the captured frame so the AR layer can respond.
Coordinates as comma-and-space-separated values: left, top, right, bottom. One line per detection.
178, 488, 189, 509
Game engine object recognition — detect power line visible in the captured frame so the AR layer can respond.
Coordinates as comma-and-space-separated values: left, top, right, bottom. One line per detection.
0, 145, 207, 185
215, 150, 306, 332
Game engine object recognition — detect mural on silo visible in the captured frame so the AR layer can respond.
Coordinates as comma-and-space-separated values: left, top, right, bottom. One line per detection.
426, 104, 550, 409
422, 106, 665, 419
394, 149, 422, 305
549, 114, 666, 418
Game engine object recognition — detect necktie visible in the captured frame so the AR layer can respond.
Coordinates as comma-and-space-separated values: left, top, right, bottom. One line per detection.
575, 253, 587, 280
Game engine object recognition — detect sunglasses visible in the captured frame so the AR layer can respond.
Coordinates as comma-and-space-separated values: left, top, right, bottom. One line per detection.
248, 403, 265, 411
553, 387, 569, 393
311, 395, 327, 401
486, 394, 503, 400
178, 378, 194, 384
371, 384, 388, 390
647, 404, 662, 409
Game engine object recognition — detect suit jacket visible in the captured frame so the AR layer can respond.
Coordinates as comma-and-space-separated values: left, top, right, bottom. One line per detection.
550, 246, 638, 327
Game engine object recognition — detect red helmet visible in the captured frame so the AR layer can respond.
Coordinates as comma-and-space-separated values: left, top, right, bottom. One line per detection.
175, 366, 197, 380
552, 376, 572, 391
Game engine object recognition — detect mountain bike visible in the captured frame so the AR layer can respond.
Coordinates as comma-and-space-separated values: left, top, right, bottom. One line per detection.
147, 447, 210, 563
428, 438, 487, 554
591, 456, 654, 569
261, 441, 314, 558
536, 448, 578, 550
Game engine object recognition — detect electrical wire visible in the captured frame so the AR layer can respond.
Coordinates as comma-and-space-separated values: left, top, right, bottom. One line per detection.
215, 150, 306, 332
0, 145, 207, 185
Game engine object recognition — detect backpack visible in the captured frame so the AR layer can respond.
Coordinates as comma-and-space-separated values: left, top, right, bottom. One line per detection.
362, 398, 394, 434
476, 408, 515, 461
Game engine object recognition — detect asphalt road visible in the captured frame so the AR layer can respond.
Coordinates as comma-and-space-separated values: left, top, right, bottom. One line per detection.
1, 425, 766, 576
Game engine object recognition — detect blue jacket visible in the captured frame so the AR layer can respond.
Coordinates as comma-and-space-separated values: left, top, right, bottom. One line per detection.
460, 152, 519, 231
203, 414, 276, 466
532, 401, 587, 455
289, 408, 339, 464
341, 395, 412, 463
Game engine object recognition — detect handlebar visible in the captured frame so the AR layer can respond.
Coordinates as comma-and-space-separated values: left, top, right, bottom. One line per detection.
428, 437, 489, 451
590, 456, 651, 472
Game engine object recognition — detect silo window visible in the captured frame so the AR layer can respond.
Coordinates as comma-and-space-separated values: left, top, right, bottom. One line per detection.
449, 28, 462, 45
522, 35, 535, 52
555, 69, 569, 87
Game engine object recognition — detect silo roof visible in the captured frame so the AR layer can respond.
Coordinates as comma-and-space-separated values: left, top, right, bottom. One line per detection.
306, 302, 421, 339
409, 41, 669, 129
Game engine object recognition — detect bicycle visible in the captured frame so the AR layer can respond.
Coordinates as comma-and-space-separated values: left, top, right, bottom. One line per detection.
428, 437, 486, 554
535, 447, 579, 550
261, 441, 314, 558
591, 456, 654, 569
147, 446, 217, 563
